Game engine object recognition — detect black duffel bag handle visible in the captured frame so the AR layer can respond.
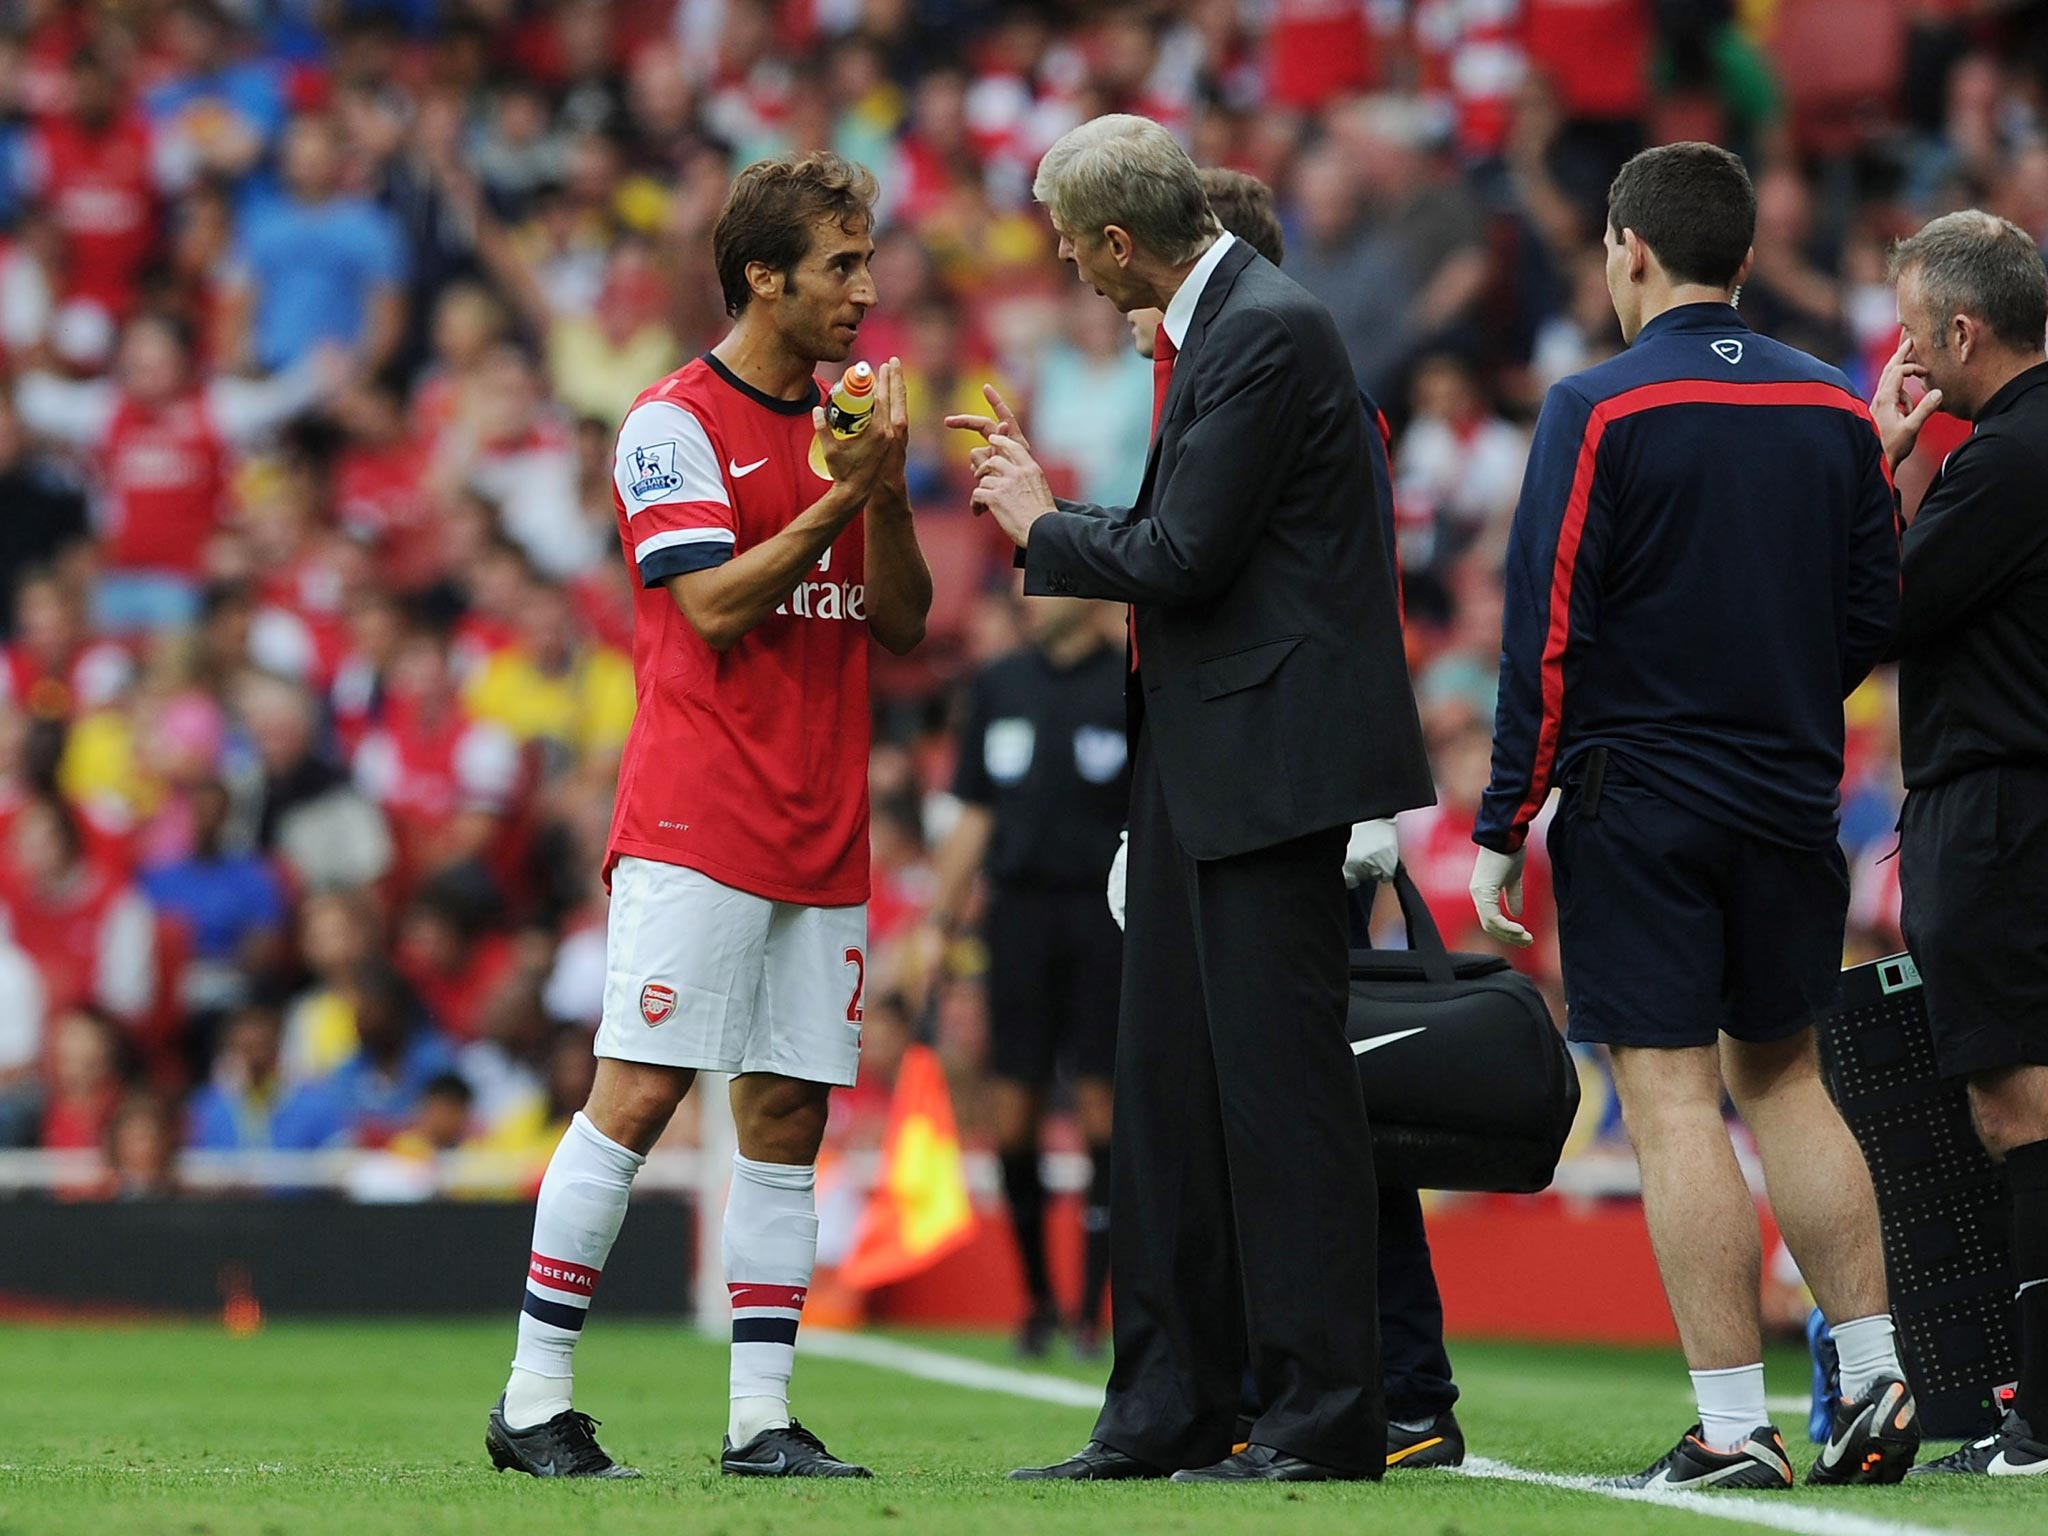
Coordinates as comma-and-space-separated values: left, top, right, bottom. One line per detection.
1350, 865, 1509, 986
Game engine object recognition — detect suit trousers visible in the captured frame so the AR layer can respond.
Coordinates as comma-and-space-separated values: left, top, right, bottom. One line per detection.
1093, 724, 1385, 1476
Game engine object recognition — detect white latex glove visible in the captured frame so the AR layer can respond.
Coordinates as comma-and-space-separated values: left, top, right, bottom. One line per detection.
1342, 818, 1401, 889
1106, 829, 1128, 932
1469, 846, 1534, 948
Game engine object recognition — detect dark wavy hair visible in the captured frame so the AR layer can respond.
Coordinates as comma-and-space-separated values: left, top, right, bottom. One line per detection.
713, 152, 879, 318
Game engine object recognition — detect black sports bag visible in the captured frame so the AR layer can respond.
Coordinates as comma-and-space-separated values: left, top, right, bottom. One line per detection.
1350, 869, 1579, 1193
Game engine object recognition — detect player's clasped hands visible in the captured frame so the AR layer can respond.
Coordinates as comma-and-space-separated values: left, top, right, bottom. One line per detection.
947, 384, 1057, 546
815, 356, 909, 502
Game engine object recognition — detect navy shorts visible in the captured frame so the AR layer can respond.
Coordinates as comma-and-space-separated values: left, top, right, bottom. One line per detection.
984, 885, 1122, 1085
1548, 767, 1848, 1049
1899, 765, 2048, 1079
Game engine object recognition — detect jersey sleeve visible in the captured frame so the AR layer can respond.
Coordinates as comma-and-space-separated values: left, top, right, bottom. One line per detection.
1476, 381, 1601, 854
950, 673, 995, 805
614, 399, 736, 586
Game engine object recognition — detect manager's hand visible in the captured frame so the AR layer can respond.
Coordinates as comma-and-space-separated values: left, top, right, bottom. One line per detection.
1469, 847, 1534, 948
1342, 819, 1400, 889
1106, 830, 1128, 932
1871, 335, 1944, 475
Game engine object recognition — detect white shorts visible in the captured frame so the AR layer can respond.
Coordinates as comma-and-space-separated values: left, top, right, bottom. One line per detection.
594, 857, 867, 1087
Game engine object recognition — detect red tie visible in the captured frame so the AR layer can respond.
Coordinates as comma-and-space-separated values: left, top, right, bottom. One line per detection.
1151, 325, 1176, 436
1131, 326, 1177, 674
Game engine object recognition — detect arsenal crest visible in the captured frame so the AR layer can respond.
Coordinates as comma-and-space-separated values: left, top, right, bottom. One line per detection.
640, 982, 678, 1026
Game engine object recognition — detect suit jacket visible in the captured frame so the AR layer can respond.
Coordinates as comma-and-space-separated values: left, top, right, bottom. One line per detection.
1023, 242, 1433, 859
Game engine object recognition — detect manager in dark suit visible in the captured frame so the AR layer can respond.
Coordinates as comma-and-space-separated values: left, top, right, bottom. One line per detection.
953, 113, 1433, 1483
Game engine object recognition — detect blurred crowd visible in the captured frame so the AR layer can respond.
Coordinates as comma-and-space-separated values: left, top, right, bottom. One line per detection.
1, 0, 2043, 1198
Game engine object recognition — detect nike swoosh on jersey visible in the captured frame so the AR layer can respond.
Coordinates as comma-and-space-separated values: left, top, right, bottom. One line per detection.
729, 457, 769, 478
1352, 1027, 1427, 1056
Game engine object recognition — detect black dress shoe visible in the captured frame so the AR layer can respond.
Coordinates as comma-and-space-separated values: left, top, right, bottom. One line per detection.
1009, 1440, 1166, 1481
1170, 1444, 1362, 1483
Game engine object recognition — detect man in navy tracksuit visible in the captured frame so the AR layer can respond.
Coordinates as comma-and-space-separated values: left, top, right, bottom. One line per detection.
1469, 144, 1915, 1491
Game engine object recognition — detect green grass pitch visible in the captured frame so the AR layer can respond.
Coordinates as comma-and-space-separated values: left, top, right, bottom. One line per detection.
0, 1320, 2040, 1536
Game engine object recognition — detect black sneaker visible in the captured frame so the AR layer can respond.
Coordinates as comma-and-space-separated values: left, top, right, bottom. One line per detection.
1605, 1424, 1794, 1490
1387, 1409, 1465, 1469
721, 1420, 871, 1478
1807, 1376, 1920, 1484
486, 1395, 641, 1479
1908, 1410, 2048, 1477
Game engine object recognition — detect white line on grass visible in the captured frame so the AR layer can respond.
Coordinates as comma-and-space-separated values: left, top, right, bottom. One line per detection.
805, 1329, 1103, 1409
1460, 1456, 1959, 1536
809, 1330, 1971, 1536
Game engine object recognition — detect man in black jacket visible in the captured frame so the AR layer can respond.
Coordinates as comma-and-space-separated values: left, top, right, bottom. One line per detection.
1873, 210, 2048, 1478
955, 113, 1432, 1484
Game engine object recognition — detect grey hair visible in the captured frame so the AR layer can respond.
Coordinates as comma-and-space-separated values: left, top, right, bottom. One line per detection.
1031, 114, 1221, 265
1889, 210, 2048, 352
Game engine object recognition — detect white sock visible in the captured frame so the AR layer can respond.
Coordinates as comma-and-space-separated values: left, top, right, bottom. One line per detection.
1692, 1363, 1768, 1454
1831, 1314, 1905, 1401
724, 1152, 818, 1446
504, 1112, 644, 1428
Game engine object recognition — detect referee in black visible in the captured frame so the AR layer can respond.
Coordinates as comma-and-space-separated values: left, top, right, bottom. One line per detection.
921, 591, 1129, 1357
1872, 210, 2048, 1477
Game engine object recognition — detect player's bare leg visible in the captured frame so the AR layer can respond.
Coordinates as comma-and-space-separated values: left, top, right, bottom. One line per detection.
1721, 1033, 1885, 1323
1600, 1043, 1800, 1488
1724, 1030, 1916, 1482
488, 1059, 693, 1477
720, 1071, 869, 1477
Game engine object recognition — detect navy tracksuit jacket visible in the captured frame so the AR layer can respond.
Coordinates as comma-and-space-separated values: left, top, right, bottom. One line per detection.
1474, 303, 1900, 855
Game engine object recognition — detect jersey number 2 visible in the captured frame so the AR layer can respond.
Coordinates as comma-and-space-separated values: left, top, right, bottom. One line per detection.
843, 948, 865, 1024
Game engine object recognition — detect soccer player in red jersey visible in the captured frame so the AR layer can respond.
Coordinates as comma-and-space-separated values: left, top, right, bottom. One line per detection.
486, 153, 929, 1481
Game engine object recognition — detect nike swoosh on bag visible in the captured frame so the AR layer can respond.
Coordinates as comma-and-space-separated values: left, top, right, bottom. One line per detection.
1352, 1027, 1427, 1057
729, 457, 769, 478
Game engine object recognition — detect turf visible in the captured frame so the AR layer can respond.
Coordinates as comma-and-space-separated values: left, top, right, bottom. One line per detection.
0, 1321, 2038, 1536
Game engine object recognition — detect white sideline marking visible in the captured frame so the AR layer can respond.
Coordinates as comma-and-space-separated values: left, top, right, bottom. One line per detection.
811, 1330, 1974, 1536
1459, 1457, 1960, 1536
805, 1329, 1103, 1409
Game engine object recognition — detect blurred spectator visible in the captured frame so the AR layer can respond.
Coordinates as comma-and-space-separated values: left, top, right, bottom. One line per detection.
138, 777, 287, 1022
18, 48, 158, 332
541, 237, 684, 428
2, 568, 133, 720
239, 671, 393, 891
1025, 287, 1152, 507
462, 578, 633, 770
98, 1090, 182, 1199
279, 887, 379, 1083
1395, 352, 1529, 568
0, 396, 88, 634
272, 960, 456, 1148
145, 0, 289, 199
395, 879, 520, 1044
14, 312, 327, 632
0, 793, 154, 1023
0, 936, 46, 1145
428, 341, 596, 579
224, 113, 406, 376
352, 625, 520, 888
386, 1070, 476, 1160
38, 1003, 124, 1151
1290, 103, 1490, 401
187, 1001, 289, 1150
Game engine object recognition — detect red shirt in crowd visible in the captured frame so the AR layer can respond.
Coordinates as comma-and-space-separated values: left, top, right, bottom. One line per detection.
21, 111, 159, 320
102, 391, 232, 576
